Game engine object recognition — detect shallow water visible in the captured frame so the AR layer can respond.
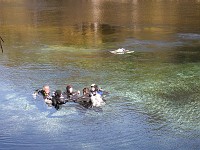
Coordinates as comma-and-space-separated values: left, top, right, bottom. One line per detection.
0, 0, 200, 150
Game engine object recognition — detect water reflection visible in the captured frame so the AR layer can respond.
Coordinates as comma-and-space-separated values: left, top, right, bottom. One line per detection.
172, 46, 200, 63
1, 0, 200, 47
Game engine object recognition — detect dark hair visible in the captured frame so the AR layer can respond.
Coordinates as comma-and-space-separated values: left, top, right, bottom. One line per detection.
66, 85, 72, 93
92, 84, 98, 91
55, 90, 62, 97
83, 87, 90, 95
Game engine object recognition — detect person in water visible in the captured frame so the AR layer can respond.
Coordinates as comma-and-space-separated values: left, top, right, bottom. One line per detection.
83, 87, 90, 97
63, 85, 80, 101
33, 84, 108, 109
75, 87, 92, 108
90, 84, 106, 96
77, 87, 91, 102
33, 85, 52, 105
90, 84, 107, 107
51, 90, 66, 110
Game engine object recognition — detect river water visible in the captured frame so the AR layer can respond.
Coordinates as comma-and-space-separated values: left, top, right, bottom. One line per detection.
0, 0, 200, 150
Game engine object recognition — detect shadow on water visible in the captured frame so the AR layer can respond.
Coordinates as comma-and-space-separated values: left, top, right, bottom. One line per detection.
33, 95, 104, 119
170, 46, 200, 63
45, 104, 103, 119
157, 86, 200, 105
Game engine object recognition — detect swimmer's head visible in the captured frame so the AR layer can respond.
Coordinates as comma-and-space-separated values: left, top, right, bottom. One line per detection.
83, 87, 90, 95
55, 90, 62, 97
66, 85, 73, 93
91, 84, 98, 92
43, 85, 50, 94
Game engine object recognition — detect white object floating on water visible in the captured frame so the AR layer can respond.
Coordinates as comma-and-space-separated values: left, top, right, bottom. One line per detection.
110, 48, 134, 54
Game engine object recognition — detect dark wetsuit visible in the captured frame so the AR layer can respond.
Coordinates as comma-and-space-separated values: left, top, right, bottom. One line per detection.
63, 91, 80, 102
51, 90, 66, 110
35, 89, 51, 100
75, 93, 93, 108
61, 90, 92, 108
51, 96, 65, 110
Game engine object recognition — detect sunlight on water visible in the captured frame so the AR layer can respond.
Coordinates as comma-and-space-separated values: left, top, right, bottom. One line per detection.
178, 33, 200, 40
40, 45, 100, 54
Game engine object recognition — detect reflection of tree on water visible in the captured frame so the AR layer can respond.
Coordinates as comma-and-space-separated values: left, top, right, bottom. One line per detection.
63, 23, 122, 47
171, 46, 200, 63
99, 24, 122, 43
0, 36, 4, 53
100, 24, 120, 35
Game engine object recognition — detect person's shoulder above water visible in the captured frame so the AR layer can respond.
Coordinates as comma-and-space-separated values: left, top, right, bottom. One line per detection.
76, 87, 91, 103
63, 84, 80, 101
51, 90, 66, 110
90, 84, 109, 97
33, 85, 51, 99
75, 87, 92, 108
33, 85, 52, 105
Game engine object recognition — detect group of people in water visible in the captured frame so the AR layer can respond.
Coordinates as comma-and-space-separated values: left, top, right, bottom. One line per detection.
33, 84, 108, 110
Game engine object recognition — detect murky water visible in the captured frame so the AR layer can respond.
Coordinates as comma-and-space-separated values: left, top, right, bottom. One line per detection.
0, 0, 200, 149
